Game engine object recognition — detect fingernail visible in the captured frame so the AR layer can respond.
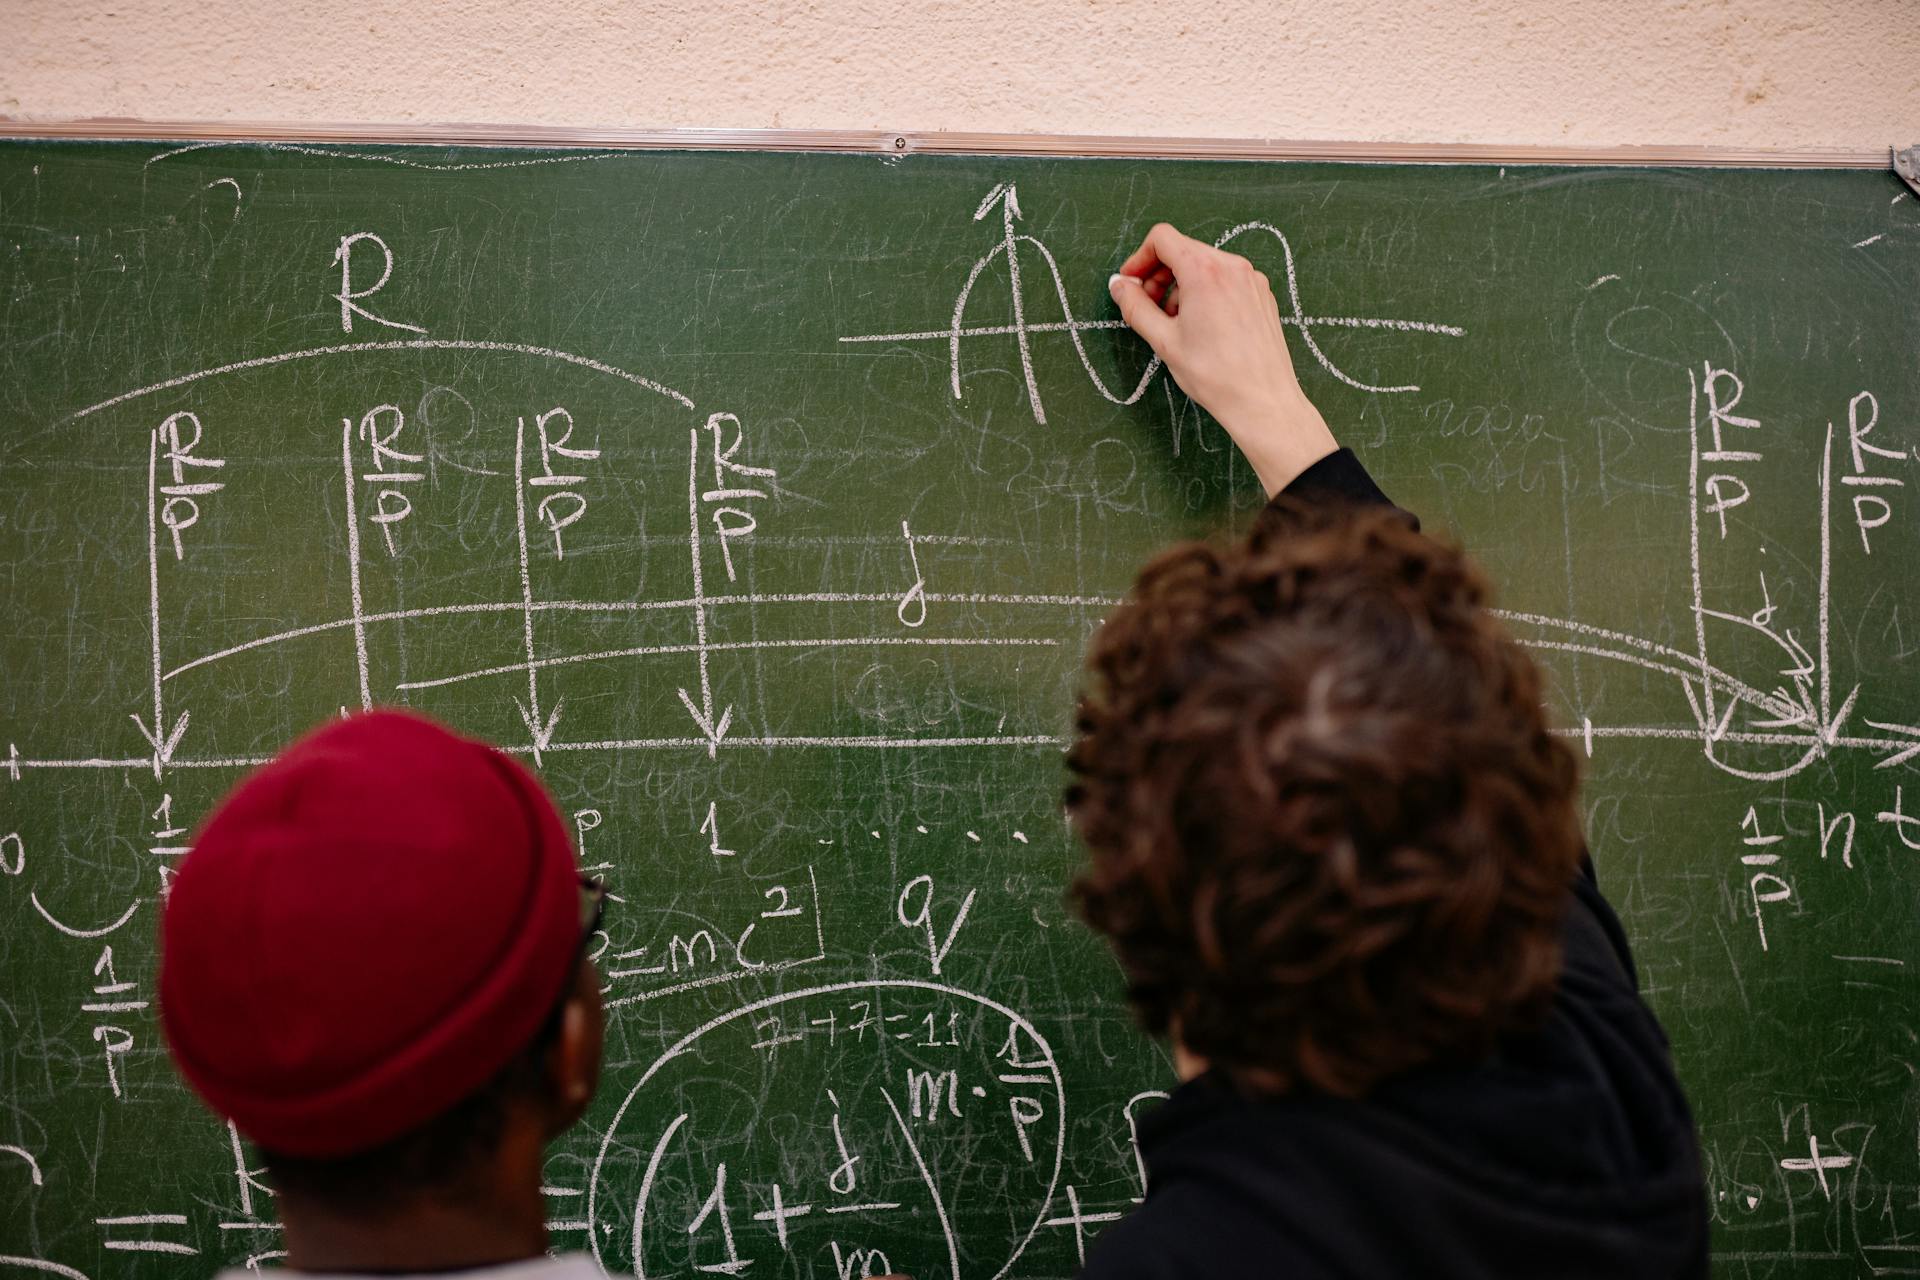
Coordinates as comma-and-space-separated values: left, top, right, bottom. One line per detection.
1108, 272, 1127, 296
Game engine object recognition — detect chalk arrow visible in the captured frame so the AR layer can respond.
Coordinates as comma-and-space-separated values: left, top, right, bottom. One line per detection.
1866, 718, 1920, 770
972, 181, 1022, 223
1750, 680, 1818, 732
1822, 684, 1860, 746
971, 180, 1044, 421
1679, 679, 1709, 737
676, 688, 733, 759
1682, 679, 1754, 745
1753, 681, 1857, 747
131, 709, 190, 773
513, 696, 565, 764
1708, 693, 1742, 743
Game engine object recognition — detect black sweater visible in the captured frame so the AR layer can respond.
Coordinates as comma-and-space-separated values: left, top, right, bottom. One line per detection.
1080, 450, 1708, 1280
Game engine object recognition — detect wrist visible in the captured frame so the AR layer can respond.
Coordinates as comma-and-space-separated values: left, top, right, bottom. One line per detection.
1219, 399, 1339, 499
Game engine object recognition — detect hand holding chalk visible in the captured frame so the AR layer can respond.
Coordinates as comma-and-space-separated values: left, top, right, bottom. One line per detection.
1109, 224, 1339, 497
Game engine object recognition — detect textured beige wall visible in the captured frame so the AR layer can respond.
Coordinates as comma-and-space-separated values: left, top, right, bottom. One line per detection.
3, 0, 1913, 150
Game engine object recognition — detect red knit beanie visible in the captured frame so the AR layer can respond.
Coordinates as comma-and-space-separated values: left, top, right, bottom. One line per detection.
159, 710, 580, 1158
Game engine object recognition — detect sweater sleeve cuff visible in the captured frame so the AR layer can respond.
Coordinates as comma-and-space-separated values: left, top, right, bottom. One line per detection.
1270, 448, 1418, 530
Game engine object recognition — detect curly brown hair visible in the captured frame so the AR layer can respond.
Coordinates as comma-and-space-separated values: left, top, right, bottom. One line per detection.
1067, 500, 1584, 1098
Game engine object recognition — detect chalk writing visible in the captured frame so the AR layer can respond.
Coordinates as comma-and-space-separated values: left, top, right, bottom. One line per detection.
332, 231, 426, 335
839, 183, 1468, 421
6, 147, 1916, 1280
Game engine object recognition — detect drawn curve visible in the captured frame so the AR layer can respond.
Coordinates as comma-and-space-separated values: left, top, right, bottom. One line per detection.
146, 142, 626, 172
587, 978, 1067, 1280
0, 1259, 92, 1280
61, 339, 695, 424
28, 894, 141, 940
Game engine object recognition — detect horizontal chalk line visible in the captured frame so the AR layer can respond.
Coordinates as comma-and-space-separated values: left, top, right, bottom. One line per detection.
65, 339, 694, 423
602, 952, 824, 1009
397, 635, 1061, 692
840, 315, 1466, 344
165, 592, 1120, 681
12, 736, 1069, 773
101, 1242, 198, 1255
26, 725, 1920, 775
146, 141, 627, 172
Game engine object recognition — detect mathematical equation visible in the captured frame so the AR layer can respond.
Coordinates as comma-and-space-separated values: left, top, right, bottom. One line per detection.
4, 154, 1916, 1280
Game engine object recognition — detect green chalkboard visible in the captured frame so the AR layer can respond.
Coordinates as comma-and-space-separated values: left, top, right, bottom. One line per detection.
1, 138, 1917, 1279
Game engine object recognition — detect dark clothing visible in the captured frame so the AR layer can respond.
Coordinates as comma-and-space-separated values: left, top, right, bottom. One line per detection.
1081, 449, 1708, 1280
1278, 447, 1414, 525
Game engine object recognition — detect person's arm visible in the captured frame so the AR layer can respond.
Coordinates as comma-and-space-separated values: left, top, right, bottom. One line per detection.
1108, 224, 1415, 529
1108, 223, 1339, 499
1279, 447, 1416, 529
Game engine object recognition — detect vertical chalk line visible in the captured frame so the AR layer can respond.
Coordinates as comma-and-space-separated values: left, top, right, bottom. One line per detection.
806, 864, 825, 959
513, 416, 545, 755
144, 427, 165, 776
1686, 367, 1716, 742
881, 1087, 963, 1280
340, 420, 373, 711
676, 424, 728, 755
996, 188, 1044, 425
688, 426, 712, 719
1556, 447, 1585, 713
632, 1112, 690, 1280
1818, 419, 1834, 736
688, 428, 710, 712
947, 249, 1001, 403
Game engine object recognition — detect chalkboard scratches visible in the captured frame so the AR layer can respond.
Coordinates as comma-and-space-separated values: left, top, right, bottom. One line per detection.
63, 339, 695, 423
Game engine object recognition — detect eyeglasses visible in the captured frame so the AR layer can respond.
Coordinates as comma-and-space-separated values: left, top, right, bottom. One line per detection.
577, 875, 608, 957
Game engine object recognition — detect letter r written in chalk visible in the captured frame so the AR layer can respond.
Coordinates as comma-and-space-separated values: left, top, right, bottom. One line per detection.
333, 232, 426, 335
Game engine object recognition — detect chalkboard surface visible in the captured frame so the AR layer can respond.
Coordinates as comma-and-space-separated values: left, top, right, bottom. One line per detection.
1, 139, 1916, 1279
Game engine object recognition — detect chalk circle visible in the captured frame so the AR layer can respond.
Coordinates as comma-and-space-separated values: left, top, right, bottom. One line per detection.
589, 979, 1066, 1280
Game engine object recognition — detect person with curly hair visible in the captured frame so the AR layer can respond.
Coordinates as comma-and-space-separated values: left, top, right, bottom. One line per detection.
1070, 226, 1709, 1277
